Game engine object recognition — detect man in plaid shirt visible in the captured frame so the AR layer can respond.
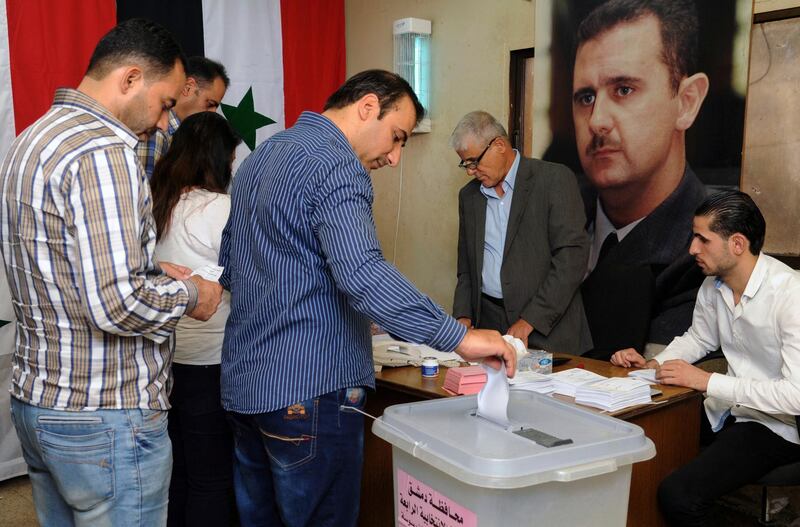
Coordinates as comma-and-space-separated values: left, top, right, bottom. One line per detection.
0, 20, 222, 526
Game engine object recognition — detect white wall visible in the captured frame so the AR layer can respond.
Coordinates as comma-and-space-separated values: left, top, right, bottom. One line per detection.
345, 0, 535, 309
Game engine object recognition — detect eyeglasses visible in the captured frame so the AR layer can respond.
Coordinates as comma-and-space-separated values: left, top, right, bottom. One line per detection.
458, 137, 499, 170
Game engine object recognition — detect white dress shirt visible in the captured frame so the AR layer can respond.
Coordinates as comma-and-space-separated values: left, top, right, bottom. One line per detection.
653, 254, 800, 444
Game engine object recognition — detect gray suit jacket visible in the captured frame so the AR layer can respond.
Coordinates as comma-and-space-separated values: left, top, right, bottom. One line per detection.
453, 157, 592, 354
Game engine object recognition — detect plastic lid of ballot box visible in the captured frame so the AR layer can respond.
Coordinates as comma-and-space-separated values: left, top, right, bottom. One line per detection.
372, 390, 655, 489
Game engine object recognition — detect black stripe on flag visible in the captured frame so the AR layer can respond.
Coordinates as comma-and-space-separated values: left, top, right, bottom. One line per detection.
116, 0, 205, 57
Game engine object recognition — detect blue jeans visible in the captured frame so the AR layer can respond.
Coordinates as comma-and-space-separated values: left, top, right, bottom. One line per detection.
227, 387, 366, 527
10, 397, 172, 527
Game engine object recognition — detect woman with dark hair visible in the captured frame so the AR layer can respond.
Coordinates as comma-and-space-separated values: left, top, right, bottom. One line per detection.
151, 111, 240, 527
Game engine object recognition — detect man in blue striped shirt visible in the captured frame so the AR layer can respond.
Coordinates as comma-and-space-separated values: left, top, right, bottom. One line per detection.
220, 70, 516, 526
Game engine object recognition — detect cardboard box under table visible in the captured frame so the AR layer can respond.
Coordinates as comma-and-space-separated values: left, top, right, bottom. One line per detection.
373, 390, 655, 526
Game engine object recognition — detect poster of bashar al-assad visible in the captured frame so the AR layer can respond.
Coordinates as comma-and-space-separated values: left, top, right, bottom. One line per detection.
532, 0, 752, 191
531, 0, 753, 361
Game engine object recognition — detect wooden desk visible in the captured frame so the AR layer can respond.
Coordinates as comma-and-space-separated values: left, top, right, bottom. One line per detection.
359, 355, 702, 527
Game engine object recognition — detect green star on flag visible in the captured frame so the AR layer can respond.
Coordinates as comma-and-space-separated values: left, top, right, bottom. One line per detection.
221, 87, 275, 151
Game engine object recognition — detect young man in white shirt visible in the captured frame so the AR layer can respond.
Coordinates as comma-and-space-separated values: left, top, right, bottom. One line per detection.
611, 190, 800, 526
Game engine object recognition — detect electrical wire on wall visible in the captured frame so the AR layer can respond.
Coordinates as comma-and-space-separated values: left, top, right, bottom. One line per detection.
391, 155, 404, 266
750, 23, 772, 85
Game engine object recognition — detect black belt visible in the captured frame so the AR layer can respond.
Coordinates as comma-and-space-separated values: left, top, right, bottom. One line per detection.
481, 293, 505, 308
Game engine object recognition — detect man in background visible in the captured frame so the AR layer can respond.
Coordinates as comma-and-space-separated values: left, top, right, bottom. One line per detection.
137, 56, 229, 178
0, 19, 221, 525
611, 191, 800, 525
572, 0, 709, 360
451, 110, 591, 354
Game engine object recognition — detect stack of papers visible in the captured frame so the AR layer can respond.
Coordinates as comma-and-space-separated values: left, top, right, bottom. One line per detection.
508, 371, 555, 395
443, 366, 487, 395
548, 368, 607, 397
574, 377, 652, 412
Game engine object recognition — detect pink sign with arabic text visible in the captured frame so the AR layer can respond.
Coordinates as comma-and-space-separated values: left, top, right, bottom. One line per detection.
396, 468, 478, 527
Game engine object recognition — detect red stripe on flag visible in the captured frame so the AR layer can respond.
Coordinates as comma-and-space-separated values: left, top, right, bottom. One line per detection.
6, 0, 116, 134
280, 0, 345, 128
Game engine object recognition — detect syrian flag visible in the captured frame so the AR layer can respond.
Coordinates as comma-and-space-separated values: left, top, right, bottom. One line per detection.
117, 0, 346, 158
0, 0, 344, 481
0, 0, 345, 161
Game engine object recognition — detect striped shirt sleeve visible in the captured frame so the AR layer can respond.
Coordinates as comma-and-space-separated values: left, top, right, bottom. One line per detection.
218, 211, 233, 291
310, 157, 465, 352
66, 146, 188, 343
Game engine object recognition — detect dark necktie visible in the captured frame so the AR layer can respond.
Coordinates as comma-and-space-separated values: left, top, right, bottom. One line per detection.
597, 232, 618, 265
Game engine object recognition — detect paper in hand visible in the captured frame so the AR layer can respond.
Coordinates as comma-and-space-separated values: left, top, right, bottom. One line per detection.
477, 362, 510, 427
191, 265, 224, 282
627, 369, 658, 384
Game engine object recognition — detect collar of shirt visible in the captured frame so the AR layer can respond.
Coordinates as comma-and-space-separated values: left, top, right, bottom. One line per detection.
479, 150, 520, 200
53, 88, 139, 149
167, 109, 181, 136
296, 111, 363, 166
714, 252, 768, 309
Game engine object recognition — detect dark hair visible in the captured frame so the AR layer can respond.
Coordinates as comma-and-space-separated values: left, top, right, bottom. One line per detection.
150, 112, 241, 240
87, 18, 187, 80
695, 190, 766, 255
323, 69, 425, 123
186, 56, 230, 88
576, 0, 699, 93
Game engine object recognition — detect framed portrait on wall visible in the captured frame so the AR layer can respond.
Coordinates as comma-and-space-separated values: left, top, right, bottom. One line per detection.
531, 0, 753, 192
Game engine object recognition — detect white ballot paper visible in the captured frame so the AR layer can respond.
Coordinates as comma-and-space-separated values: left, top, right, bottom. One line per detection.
477, 362, 510, 427
475, 335, 523, 427
628, 368, 658, 384
191, 265, 224, 282
478, 335, 528, 428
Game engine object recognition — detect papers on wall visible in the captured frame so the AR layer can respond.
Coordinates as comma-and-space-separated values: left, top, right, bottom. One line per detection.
548, 368, 607, 397
574, 377, 652, 412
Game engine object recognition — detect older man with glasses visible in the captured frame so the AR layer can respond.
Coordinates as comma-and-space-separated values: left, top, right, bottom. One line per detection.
451, 110, 592, 355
